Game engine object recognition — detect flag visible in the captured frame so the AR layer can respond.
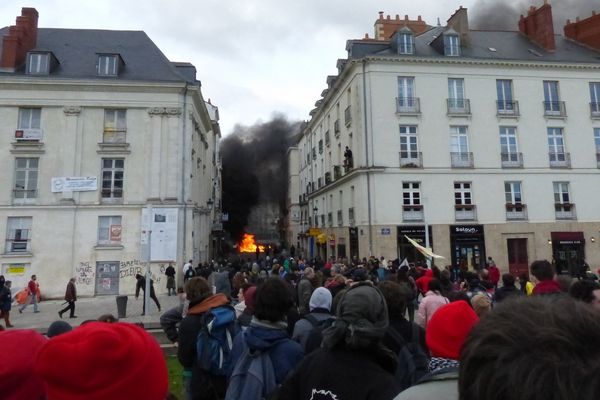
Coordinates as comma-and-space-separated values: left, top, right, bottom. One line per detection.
404, 236, 446, 260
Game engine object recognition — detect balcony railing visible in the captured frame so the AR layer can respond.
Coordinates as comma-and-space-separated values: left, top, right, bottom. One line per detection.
337, 210, 343, 226
591, 102, 600, 119
501, 152, 523, 168
451, 152, 474, 168
555, 203, 576, 220
455, 204, 477, 221
402, 205, 423, 221
399, 151, 423, 168
396, 97, 421, 114
543, 101, 567, 117
447, 98, 471, 115
325, 172, 332, 185
344, 106, 352, 126
496, 100, 520, 117
506, 203, 527, 221
334, 120, 341, 136
333, 165, 342, 180
549, 152, 571, 168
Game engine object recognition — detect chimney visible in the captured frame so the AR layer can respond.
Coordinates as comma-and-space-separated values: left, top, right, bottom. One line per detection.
446, 6, 469, 44
1, 7, 39, 71
373, 11, 429, 40
564, 11, 600, 51
518, 2, 555, 52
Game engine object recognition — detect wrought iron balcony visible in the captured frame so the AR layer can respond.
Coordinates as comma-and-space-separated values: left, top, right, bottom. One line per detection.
496, 100, 520, 117
549, 152, 571, 168
543, 101, 567, 117
396, 97, 420, 114
501, 152, 523, 168
399, 151, 423, 168
555, 203, 576, 220
455, 204, 477, 221
451, 152, 474, 168
506, 203, 527, 221
402, 204, 423, 221
447, 98, 471, 115
591, 102, 600, 119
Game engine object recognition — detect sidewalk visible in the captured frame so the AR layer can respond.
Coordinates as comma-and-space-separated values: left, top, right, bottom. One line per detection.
6, 293, 181, 333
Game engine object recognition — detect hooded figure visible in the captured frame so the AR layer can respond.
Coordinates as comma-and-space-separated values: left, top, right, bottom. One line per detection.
277, 282, 401, 400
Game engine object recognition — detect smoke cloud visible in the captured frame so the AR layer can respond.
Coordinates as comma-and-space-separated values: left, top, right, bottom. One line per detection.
470, 0, 599, 31
221, 115, 302, 242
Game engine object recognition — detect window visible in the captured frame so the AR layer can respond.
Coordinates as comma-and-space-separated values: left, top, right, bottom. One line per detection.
397, 77, 417, 112
103, 109, 127, 143
5, 217, 32, 253
98, 55, 119, 76
543, 81, 563, 115
505, 181, 522, 204
590, 83, 600, 115
318, 140, 323, 154
444, 34, 460, 56
500, 126, 521, 166
398, 31, 414, 54
547, 128, 568, 166
595, 128, 600, 154
553, 182, 574, 218
448, 78, 468, 112
27, 53, 49, 75
98, 216, 122, 245
14, 158, 38, 199
454, 182, 472, 206
402, 182, 421, 206
399, 125, 420, 166
497, 80, 516, 113
18, 108, 41, 130
101, 159, 124, 200
450, 126, 472, 167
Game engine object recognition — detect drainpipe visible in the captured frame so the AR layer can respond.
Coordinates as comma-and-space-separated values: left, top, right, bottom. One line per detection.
181, 84, 189, 265
362, 59, 373, 257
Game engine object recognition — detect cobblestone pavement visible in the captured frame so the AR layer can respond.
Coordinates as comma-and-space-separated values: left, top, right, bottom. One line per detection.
5, 293, 181, 333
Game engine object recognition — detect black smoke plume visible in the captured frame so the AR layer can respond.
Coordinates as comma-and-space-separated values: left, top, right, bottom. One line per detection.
221, 115, 302, 242
470, 0, 599, 31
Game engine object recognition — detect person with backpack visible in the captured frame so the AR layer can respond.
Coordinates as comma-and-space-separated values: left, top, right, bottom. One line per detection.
275, 282, 401, 400
225, 278, 303, 400
178, 277, 233, 400
292, 287, 335, 353
183, 259, 195, 283
379, 281, 429, 392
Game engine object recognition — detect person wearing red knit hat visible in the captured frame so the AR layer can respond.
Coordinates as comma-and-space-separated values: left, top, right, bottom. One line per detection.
0, 329, 47, 400
395, 300, 478, 400
35, 322, 168, 400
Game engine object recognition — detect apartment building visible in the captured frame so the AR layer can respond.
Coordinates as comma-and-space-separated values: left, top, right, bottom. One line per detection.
291, 3, 600, 276
0, 8, 221, 297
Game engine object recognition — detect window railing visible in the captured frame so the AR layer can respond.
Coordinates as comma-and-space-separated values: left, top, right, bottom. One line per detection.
497, 100, 520, 116
455, 204, 477, 221
396, 97, 420, 114
591, 102, 600, 118
451, 152, 474, 168
13, 189, 37, 199
344, 106, 352, 126
549, 152, 571, 168
596, 152, 600, 168
555, 203, 576, 220
402, 204, 423, 221
399, 151, 422, 168
543, 101, 567, 117
447, 98, 471, 115
501, 152, 523, 168
506, 203, 527, 221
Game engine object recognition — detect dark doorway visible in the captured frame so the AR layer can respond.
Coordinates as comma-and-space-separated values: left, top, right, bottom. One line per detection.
349, 227, 359, 261
551, 232, 585, 276
507, 238, 529, 277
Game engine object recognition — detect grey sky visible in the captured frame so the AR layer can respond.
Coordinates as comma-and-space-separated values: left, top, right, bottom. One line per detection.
2, 1, 597, 135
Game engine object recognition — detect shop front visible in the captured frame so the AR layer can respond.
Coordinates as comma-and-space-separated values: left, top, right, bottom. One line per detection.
397, 225, 433, 266
450, 225, 486, 270
551, 231, 585, 276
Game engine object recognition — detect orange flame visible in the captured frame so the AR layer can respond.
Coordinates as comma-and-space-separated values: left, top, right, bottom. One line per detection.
238, 233, 265, 253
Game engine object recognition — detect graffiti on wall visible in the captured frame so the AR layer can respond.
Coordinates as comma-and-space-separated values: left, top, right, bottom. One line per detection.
76, 262, 95, 286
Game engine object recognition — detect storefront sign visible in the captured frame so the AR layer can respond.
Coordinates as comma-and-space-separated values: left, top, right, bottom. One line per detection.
452, 225, 484, 235
381, 228, 391, 235
51, 177, 98, 192
7, 264, 25, 275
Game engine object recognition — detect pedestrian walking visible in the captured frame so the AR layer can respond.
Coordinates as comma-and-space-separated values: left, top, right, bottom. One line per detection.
0, 276, 13, 327
19, 274, 40, 314
183, 259, 195, 283
165, 263, 176, 295
135, 273, 161, 314
58, 278, 77, 319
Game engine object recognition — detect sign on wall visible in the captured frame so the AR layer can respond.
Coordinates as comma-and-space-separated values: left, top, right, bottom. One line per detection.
141, 208, 178, 262
51, 177, 98, 192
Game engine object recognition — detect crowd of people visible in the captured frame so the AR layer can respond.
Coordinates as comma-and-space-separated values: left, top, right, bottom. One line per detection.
2, 254, 600, 399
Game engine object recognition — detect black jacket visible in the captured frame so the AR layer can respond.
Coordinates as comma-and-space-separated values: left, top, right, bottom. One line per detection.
494, 285, 522, 303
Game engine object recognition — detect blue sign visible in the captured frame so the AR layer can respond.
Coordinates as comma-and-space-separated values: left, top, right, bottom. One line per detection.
381, 228, 391, 235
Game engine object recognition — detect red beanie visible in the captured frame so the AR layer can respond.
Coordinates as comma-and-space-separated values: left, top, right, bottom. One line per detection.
35, 322, 168, 400
426, 300, 478, 360
0, 329, 47, 400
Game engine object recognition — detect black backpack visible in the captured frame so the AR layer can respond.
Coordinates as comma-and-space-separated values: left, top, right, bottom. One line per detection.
388, 324, 429, 391
185, 267, 196, 280
303, 314, 335, 354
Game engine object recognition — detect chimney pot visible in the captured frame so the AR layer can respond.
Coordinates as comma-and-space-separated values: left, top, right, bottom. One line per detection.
387, 15, 391, 20
404, 14, 408, 20
418, 15, 422, 21
566, 19, 571, 24
395, 14, 399, 20
378, 11, 384, 20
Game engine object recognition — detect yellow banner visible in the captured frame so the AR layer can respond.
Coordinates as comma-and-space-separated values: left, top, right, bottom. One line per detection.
308, 228, 322, 237
7, 265, 26, 275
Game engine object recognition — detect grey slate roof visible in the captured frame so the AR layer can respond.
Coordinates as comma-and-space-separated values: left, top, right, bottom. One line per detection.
348, 26, 600, 64
0, 27, 192, 83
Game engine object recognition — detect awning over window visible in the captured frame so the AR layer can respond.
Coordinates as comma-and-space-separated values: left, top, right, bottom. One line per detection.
551, 231, 584, 244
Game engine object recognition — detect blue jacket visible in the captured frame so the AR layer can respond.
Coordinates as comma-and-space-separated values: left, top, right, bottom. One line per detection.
228, 323, 303, 384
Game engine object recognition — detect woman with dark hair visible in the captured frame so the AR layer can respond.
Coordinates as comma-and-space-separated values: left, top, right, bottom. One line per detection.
397, 266, 418, 322
415, 278, 449, 328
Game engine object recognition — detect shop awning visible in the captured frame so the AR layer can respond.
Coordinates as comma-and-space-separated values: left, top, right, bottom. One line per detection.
405, 235, 446, 260
551, 231, 584, 244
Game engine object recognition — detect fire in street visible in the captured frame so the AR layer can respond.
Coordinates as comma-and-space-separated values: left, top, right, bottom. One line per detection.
238, 233, 265, 253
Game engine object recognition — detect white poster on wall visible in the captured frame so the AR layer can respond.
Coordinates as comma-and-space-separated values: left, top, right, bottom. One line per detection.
141, 208, 178, 262
51, 177, 97, 192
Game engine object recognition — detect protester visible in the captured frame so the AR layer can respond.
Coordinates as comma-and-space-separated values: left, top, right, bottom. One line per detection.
135, 273, 162, 314
36, 322, 168, 400
459, 296, 600, 400
18, 274, 40, 314
46, 320, 73, 338
237, 285, 256, 328
494, 273, 522, 303
397, 266, 418, 322
0, 276, 13, 327
292, 287, 334, 353
470, 294, 491, 317
165, 263, 176, 296
530, 260, 561, 295
569, 279, 600, 311
276, 282, 400, 400
519, 273, 534, 296
183, 259, 194, 282
0, 329, 47, 399
297, 267, 317, 315
416, 278, 449, 328
58, 278, 77, 319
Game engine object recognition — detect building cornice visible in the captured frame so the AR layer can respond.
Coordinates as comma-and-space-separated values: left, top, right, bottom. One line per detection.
0, 77, 187, 92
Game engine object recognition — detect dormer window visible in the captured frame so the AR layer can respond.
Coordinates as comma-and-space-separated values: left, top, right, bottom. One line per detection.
398, 30, 414, 54
97, 54, 123, 76
444, 33, 460, 56
27, 52, 50, 75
